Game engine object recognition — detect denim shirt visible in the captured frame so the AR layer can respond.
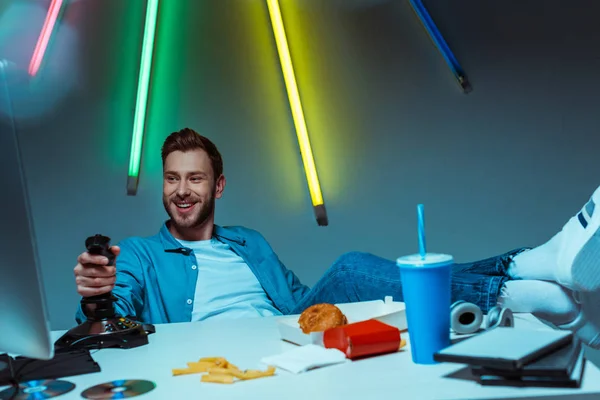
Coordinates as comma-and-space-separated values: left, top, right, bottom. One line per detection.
75, 223, 310, 324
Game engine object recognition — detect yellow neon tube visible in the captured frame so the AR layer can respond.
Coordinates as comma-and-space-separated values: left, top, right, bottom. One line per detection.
266, 0, 325, 212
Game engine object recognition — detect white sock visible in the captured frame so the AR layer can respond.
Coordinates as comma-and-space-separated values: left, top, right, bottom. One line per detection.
497, 280, 580, 325
507, 233, 563, 282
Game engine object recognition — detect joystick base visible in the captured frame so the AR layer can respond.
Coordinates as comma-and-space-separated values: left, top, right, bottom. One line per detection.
54, 316, 151, 351
58, 235, 155, 351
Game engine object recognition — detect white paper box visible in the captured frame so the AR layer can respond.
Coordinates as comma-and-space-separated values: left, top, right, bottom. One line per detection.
277, 296, 407, 346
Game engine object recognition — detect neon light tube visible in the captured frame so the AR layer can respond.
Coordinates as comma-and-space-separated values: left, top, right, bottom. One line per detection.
408, 0, 472, 93
28, 0, 64, 76
127, 0, 160, 196
266, 0, 328, 226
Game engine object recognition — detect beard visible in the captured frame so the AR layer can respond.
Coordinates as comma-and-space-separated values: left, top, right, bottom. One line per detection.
163, 190, 216, 231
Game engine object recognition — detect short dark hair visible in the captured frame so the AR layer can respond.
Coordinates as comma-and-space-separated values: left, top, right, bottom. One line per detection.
161, 128, 223, 181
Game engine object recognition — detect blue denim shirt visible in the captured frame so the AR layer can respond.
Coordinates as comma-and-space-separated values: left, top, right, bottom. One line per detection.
75, 223, 310, 324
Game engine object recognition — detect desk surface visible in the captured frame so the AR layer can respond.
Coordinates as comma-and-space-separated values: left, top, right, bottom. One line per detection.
5, 314, 600, 400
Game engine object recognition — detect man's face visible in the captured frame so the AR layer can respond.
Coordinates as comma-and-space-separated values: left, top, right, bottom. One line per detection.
162, 149, 224, 230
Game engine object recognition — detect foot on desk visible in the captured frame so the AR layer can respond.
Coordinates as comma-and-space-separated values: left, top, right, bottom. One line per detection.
509, 184, 600, 292
497, 280, 580, 326
538, 290, 600, 350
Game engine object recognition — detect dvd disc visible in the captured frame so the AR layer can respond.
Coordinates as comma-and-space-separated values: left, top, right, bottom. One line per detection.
81, 380, 156, 399
0, 379, 75, 400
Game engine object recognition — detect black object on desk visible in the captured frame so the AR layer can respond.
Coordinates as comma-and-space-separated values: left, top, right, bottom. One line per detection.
471, 338, 586, 388
437, 326, 586, 389
434, 327, 573, 370
0, 349, 100, 386
54, 235, 155, 351
476, 349, 586, 388
471, 338, 582, 379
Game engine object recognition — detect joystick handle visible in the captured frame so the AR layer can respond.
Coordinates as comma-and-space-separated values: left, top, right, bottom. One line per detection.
85, 234, 116, 265
81, 234, 118, 320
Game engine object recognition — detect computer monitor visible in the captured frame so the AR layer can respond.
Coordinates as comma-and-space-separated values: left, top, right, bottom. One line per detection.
0, 60, 54, 361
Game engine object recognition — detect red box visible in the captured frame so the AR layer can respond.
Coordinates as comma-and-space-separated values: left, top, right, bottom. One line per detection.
323, 319, 401, 360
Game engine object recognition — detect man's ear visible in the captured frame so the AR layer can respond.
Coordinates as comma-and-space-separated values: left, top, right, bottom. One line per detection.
214, 174, 226, 199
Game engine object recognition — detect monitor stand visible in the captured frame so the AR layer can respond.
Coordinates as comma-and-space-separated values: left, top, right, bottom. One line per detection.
0, 356, 75, 399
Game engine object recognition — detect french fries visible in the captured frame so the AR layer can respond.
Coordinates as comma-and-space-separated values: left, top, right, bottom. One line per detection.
201, 374, 235, 384
172, 357, 276, 384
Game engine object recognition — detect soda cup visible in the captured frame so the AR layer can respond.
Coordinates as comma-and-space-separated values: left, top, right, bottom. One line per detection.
397, 253, 453, 364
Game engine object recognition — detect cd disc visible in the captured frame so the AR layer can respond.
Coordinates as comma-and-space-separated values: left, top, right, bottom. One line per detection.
0, 379, 75, 400
81, 380, 156, 399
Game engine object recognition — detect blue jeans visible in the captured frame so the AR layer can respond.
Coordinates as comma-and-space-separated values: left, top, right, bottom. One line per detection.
292, 248, 529, 314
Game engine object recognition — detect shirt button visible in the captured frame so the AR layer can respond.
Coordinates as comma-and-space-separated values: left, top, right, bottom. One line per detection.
191, 265, 197, 270
186, 299, 192, 305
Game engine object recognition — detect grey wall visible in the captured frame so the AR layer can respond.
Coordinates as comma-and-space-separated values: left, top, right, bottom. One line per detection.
1, 0, 599, 343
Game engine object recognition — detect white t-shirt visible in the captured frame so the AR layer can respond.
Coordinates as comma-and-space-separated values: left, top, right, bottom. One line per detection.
176, 238, 282, 322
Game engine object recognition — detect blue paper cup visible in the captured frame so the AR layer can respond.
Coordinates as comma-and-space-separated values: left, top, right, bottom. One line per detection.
397, 253, 453, 365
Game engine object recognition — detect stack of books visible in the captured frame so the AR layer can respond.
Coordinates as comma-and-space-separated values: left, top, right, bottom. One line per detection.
470, 338, 585, 387
434, 327, 585, 388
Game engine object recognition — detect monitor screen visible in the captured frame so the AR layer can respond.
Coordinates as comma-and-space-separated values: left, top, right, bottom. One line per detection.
0, 60, 53, 360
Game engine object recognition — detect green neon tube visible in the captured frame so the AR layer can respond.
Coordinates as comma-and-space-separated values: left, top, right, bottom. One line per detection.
127, 0, 159, 195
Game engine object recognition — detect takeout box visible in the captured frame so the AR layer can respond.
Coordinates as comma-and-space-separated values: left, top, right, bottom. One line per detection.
324, 319, 402, 359
277, 296, 407, 346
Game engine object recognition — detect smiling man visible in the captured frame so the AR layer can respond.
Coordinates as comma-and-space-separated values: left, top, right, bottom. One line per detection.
157, 133, 283, 321
161, 137, 224, 242
73, 128, 600, 349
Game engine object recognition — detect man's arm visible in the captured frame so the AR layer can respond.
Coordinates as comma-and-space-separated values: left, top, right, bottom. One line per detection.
75, 240, 145, 323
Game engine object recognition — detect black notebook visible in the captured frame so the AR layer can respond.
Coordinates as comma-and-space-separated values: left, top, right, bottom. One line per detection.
434, 327, 573, 370
471, 338, 582, 378
477, 349, 586, 388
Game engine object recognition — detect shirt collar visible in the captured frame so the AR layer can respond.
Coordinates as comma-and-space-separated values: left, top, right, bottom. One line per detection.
159, 221, 246, 252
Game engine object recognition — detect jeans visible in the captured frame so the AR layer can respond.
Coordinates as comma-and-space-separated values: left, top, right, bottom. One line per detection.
291, 248, 529, 314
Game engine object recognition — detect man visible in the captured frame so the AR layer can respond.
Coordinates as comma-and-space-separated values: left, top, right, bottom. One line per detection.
74, 128, 600, 348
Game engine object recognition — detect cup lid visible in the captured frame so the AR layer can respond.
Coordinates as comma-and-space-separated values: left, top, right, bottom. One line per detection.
396, 253, 453, 268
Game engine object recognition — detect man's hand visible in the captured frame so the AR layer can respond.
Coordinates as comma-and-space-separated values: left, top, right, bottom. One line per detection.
74, 246, 121, 297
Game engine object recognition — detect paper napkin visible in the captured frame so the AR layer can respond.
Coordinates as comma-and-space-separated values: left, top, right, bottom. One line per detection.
260, 344, 348, 374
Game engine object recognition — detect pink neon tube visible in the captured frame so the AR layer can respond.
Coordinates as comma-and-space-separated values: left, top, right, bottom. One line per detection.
28, 0, 63, 76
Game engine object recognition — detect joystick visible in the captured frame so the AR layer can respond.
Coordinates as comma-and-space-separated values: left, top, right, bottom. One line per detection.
54, 235, 154, 351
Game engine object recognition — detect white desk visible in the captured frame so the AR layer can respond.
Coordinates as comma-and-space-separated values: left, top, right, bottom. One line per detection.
4, 314, 600, 400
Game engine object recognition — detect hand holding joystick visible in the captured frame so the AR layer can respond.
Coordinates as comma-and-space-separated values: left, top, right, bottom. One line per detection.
54, 235, 153, 350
